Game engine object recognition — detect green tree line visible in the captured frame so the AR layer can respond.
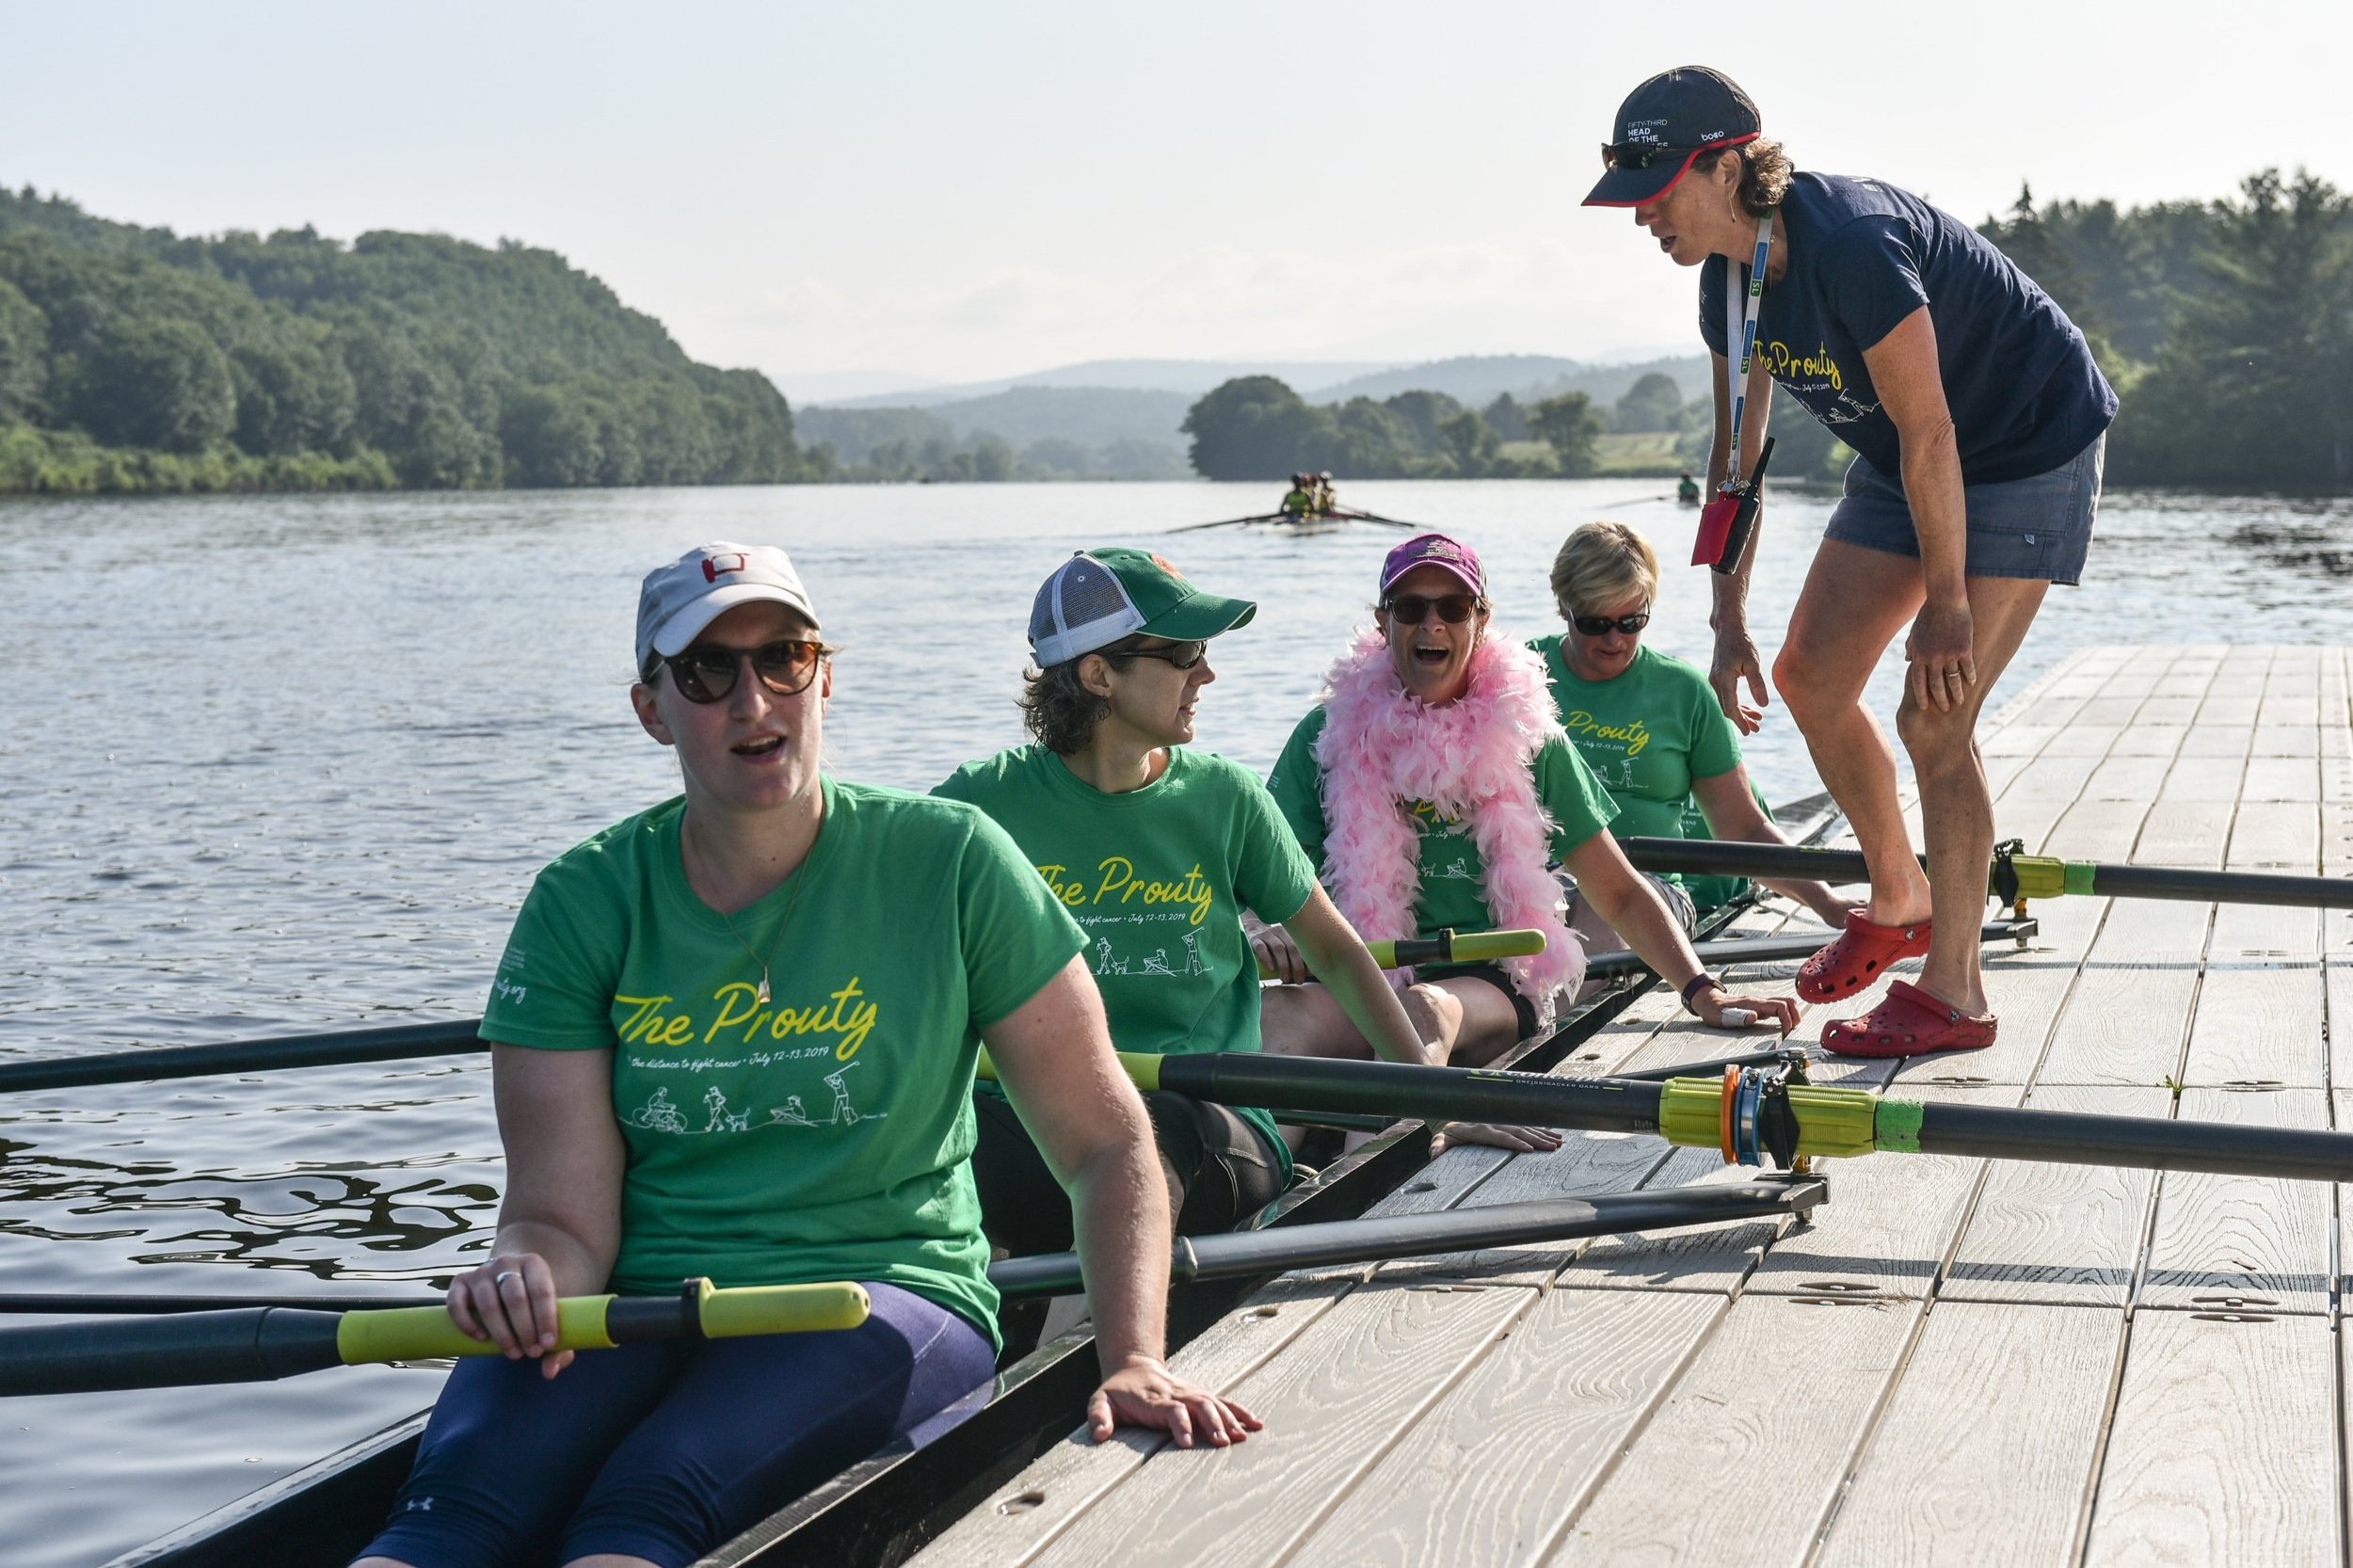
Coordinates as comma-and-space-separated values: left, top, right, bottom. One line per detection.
1180, 377, 1609, 480
0, 188, 808, 494
1980, 168, 2353, 490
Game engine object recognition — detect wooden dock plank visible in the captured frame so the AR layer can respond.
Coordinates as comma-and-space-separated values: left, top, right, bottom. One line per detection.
1554, 1144, 1791, 1295
1747, 1086, 2014, 1299
1279, 1289, 1723, 1568
2085, 1310, 2337, 1568
1941, 1085, 2169, 1306
2138, 1088, 2332, 1314
1816, 1301, 2122, 1568
2177, 965, 2327, 1088
909, 1273, 1359, 1568
2036, 896, 2206, 1086
1377, 1129, 1673, 1288
1020, 1282, 1535, 1568
1550, 1295, 1918, 1566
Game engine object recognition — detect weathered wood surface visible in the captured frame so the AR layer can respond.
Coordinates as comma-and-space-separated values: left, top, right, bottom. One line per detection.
906, 647, 2352, 1568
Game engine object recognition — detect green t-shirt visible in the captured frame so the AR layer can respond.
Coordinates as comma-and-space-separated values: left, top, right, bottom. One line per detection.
1264, 704, 1619, 955
1531, 637, 1749, 906
935, 744, 1317, 1166
479, 777, 1086, 1345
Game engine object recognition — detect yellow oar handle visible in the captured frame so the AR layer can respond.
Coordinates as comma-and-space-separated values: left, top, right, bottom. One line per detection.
332, 1279, 870, 1366
1250, 926, 1546, 978
978, 1049, 1165, 1091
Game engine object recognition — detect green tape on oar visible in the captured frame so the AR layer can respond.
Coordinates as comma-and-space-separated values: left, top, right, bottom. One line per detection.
1874, 1097, 1926, 1154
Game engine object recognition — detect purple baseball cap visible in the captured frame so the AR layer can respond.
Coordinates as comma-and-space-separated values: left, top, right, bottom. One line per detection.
1380, 532, 1485, 598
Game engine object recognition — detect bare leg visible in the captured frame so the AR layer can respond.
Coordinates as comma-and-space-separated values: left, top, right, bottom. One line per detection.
1259, 976, 1513, 1065
1772, 541, 1931, 926
1896, 575, 2048, 1014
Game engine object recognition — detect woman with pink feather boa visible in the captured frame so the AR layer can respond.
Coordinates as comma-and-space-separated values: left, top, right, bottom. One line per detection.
1257, 532, 1801, 1067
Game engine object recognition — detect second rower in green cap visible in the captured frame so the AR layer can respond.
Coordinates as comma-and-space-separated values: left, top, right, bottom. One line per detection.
937, 548, 1561, 1349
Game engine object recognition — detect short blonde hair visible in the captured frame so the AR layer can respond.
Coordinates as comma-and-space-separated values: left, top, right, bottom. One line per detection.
1551, 521, 1658, 620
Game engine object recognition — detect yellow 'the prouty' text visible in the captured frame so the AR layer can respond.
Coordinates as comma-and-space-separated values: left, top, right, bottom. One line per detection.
1036, 856, 1216, 925
615, 978, 879, 1061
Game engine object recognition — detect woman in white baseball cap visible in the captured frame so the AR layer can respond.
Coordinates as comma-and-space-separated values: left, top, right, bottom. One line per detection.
353, 541, 1253, 1568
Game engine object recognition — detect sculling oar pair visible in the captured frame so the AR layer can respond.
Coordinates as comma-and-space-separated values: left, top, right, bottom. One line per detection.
1619, 836, 2353, 911
0, 1181, 1829, 1396
0, 929, 1546, 1096
1112, 1050, 2353, 1184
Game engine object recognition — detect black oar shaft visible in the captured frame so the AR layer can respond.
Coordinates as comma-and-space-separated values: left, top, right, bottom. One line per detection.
0, 1019, 485, 1095
1617, 837, 2353, 910
989, 1183, 1823, 1297
1149, 1052, 1665, 1134
1580, 920, 2031, 981
0, 1307, 348, 1395
1911, 1102, 2353, 1182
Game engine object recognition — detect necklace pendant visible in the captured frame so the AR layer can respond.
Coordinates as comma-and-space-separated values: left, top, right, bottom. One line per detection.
757, 973, 772, 1005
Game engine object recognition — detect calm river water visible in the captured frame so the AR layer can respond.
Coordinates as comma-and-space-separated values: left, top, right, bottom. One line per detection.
3, 479, 2349, 1564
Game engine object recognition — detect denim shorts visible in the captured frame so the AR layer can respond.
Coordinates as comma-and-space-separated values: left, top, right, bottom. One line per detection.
1823, 434, 2105, 585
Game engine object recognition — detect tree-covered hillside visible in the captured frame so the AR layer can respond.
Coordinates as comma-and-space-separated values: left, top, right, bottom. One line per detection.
1980, 168, 2353, 490
0, 188, 807, 493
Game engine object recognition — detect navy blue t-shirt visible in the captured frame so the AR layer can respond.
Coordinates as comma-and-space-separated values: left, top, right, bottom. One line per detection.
1701, 171, 2116, 486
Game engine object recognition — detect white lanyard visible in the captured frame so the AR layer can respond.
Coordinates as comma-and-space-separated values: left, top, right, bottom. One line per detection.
1722, 214, 1772, 490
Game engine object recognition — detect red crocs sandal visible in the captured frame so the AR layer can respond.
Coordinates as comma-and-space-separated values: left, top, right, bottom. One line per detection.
1796, 910, 1933, 1001
1821, 980, 1998, 1058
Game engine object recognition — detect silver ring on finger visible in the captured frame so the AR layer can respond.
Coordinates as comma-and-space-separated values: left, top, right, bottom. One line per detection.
493, 1270, 520, 1288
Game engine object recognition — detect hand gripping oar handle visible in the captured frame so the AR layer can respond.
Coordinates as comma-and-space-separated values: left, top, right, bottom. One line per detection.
1614, 837, 2353, 912
1022, 925, 1553, 983
1255, 926, 1545, 978
0, 1278, 869, 1397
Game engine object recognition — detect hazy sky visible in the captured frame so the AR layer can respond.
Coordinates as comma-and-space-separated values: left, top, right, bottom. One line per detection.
6, 1, 2347, 395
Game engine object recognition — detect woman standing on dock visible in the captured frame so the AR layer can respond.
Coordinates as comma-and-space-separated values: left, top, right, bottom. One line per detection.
354, 542, 1252, 1568
1584, 66, 2115, 1055
1256, 531, 1800, 1066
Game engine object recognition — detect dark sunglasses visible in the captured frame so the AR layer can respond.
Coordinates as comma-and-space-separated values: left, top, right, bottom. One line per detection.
1382, 593, 1481, 626
1601, 140, 1699, 171
1106, 639, 1209, 670
1572, 610, 1652, 636
653, 639, 830, 703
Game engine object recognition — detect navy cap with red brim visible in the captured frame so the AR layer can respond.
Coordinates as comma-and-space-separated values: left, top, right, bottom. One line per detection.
1582, 132, 1756, 209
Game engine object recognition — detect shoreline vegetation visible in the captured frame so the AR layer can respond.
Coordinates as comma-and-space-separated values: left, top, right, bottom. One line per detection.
3, 167, 2346, 498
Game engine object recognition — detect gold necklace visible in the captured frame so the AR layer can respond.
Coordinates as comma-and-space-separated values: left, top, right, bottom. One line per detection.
688, 820, 813, 1005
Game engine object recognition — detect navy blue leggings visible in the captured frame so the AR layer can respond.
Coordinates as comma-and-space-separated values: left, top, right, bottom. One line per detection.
356, 1282, 996, 1568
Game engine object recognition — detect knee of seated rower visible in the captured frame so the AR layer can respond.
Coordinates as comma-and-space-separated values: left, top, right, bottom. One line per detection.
1402, 983, 1463, 1056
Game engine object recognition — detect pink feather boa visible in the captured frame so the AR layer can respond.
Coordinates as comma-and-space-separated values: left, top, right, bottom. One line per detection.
1311, 628, 1586, 1017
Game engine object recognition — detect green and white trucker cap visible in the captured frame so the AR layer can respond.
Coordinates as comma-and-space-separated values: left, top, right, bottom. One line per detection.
1027, 547, 1257, 667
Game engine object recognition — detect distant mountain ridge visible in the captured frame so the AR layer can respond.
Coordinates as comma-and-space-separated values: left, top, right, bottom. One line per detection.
822, 358, 1403, 408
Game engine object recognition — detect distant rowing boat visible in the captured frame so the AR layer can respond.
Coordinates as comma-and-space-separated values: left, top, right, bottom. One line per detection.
1175, 504, 1424, 534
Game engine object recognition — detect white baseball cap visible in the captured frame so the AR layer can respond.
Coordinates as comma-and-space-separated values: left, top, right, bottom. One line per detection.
635, 542, 820, 673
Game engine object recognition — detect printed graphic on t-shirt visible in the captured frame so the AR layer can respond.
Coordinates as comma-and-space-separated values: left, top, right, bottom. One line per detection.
1560, 709, 1651, 791
609, 975, 890, 1138
1760, 337, 1882, 425
1039, 855, 1220, 981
